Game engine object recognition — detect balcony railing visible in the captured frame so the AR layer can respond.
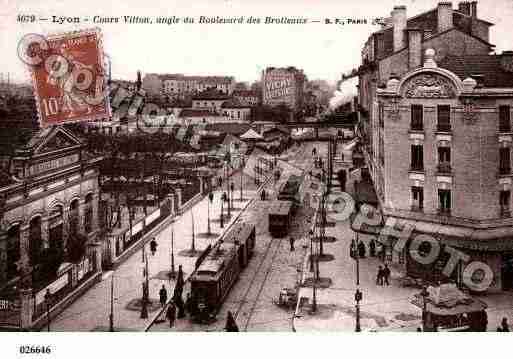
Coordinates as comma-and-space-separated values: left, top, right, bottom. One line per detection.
437, 163, 452, 174
437, 123, 452, 132
499, 167, 511, 175
410, 123, 424, 132
499, 123, 511, 133
500, 207, 511, 218
411, 204, 423, 212
410, 165, 424, 172
438, 208, 451, 216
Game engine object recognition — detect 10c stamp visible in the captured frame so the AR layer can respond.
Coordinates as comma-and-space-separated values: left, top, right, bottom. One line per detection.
18, 28, 111, 127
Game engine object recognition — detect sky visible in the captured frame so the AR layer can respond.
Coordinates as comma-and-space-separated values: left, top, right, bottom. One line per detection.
1, 0, 512, 86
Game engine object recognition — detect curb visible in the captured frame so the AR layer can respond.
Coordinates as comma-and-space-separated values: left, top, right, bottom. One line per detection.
144, 175, 273, 332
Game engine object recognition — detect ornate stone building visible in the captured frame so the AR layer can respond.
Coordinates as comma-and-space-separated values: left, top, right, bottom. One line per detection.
356, 2, 513, 292
0, 126, 102, 288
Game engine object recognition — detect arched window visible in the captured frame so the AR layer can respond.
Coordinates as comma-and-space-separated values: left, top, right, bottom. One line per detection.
84, 194, 93, 234
6, 224, 20, 279
29, 216, 42, 266
49, 205, 64, 254
69, 199, 80, 235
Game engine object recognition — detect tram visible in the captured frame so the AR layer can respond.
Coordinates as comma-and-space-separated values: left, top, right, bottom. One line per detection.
277, 174, 302, 207
268, 200, 293, 238
189, 222, 256, 319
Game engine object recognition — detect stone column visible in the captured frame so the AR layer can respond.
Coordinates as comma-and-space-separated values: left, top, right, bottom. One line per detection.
199, 176, 205, 195
62, 208, 70, 253
88, 242, 103, 274
91, 192, 100, 236
78, 199, 86, 234
19, 288, 34, 330
41, 217, 49, 250
166, 193, 175, 217
175, 188, 182, 213
19, 225, 31, 275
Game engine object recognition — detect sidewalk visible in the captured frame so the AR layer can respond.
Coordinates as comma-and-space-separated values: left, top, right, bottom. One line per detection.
293, 170, 513, 332
49, 172, 256, 331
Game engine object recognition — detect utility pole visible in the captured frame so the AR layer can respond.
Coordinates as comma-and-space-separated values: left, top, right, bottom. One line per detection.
140, 253, 149, 319
191, 210, 196, 252
240, 158, 244, 201
355, 289, 362, 332
355, 233, 360, 286
220, 193, 224, 228
169, 223, 176, 279
207, 192, 213, 235
109, 274, 114, 332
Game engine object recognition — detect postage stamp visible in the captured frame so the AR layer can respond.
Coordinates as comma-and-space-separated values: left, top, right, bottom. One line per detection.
23, 28, 111, 127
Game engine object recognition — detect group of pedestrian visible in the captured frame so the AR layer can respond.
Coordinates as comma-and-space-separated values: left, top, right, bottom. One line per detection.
497, 317, 510, 332
350, 239, 366, 259
157, 265, 188, 328
376, 264, 391, 286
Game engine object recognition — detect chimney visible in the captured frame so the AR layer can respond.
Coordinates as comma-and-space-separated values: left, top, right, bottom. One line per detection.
470, 1, 477, 17
407, 28, 423, 69
437, 2, 453, 33
458, 1, 471, 16
500, 51, 513, 72
392, 5, 407, 52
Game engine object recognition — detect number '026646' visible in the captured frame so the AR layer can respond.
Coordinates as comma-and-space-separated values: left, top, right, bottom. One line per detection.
19, 345, 52, 354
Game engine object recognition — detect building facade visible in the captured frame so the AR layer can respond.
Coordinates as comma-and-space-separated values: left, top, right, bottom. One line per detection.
357, 1, 513, 292
0, 126, 102, 288
142, 73, 235, 99
262, 67, 306, 112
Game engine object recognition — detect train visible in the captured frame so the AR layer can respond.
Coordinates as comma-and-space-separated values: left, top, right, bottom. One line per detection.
268, 200, 294, 238
189, 221, 256, 320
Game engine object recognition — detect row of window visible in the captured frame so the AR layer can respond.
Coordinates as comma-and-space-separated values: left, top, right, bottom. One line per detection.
409, 104, 512, 132
410, 144, 511, 175
411, 186, 511, 217
410, 145, 451, 173
4, 196, 94, 280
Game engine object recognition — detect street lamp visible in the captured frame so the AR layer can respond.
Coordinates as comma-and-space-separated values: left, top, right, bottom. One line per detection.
309, 229, 314, 272
44, 289, 51, 332
355, 289, 362, 332
230, 182, 234, 210
420, 286, 429, 332
208, 191, 214, 235
140, 253, 149, 319
220, 192, 226, 228
169, 222, 176, 280
109, 274, 114, 332
239, 156, 244, 201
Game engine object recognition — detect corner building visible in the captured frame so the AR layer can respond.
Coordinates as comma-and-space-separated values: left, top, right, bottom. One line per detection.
357, 1, 513, 292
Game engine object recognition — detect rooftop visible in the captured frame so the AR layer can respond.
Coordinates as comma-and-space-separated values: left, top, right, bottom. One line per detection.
439, 54, 513, 88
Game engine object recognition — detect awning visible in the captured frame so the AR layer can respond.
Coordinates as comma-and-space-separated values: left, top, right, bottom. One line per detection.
411, 294, 487, 316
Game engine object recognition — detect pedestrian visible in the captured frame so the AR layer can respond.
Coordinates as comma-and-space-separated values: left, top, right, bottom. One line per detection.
225, 311, 239, 332
369, 239, 376, 257
376, 266, 384, 286
289, 236, 295, 251
166, 301, 176, 328
358, 241, 366, 258
501, 317, 510, 332
383, 264, 391, 286
218, 176, 223, 187
159, 285, 168, 307
150, 238, 158, 256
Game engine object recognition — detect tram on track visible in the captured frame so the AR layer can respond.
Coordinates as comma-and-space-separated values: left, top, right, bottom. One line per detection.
189, 221, 256, 319
268, 200, 293, 238
277, 174, 302, 207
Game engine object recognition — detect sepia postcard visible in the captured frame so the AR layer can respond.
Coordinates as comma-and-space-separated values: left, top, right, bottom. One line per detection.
1, 0, 513, 357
